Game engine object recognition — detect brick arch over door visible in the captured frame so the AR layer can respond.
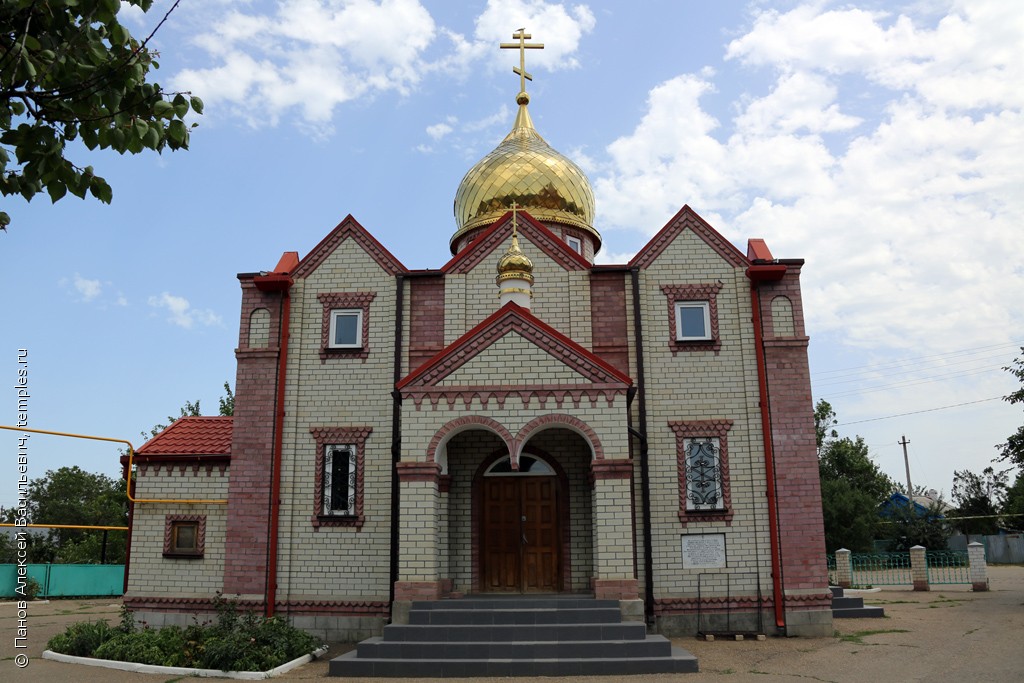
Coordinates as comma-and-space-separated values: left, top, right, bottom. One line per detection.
426, 415, 515, 473
515, 414, 604, 461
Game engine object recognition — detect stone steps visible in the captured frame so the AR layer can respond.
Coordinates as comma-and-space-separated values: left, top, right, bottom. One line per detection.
830, 586, 885, 619
328, 596, 699, 677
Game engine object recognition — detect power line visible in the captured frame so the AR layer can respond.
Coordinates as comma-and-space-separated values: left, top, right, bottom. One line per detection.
820, 365, 1005, 399
812, 340, 1023, 378
834, 396, 1004, 426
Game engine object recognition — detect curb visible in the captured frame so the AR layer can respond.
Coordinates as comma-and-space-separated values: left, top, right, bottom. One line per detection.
41, 645, 329, 679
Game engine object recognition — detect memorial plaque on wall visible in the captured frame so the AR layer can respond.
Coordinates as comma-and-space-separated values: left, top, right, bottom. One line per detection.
681, 533, 727, 569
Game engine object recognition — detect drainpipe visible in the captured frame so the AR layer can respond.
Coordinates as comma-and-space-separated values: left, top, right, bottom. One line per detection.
630, 268, 655, 625
254, 273, 293, 617
389, 275, 405, 608
747, 264, 787, 631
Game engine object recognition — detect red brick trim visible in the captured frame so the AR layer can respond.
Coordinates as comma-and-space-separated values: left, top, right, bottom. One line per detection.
653, 592, 832, 615
669, 420, 734, 525
444, 211, 590, 274
293, 214, 405, 278
591, 459, 632, 479
162, 514, 206, 559
135, 461, 229, 475
309, 426, 372, 529
593, 579, 639, 600
317, 292, 376, 362
405, 385, 627, 411
426, 415, 514, 464
396, 461, 442, 483
630, 205, 748, 270
399, 303, 631, 390
123, 595, 390, 617
661, 283, 723, 354
516, 413, 605, 461
394, 581, 443, 601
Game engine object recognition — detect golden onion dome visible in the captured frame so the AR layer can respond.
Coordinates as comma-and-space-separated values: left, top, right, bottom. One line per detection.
451, 93, 599, 254
496, 229, 534, 284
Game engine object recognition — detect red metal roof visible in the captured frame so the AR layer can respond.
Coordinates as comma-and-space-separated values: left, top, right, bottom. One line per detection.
136, 416, 233, 456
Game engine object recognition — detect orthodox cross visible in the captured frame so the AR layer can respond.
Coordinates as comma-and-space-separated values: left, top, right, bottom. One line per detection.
500, 29, 544, 95
510, 201, 519, 237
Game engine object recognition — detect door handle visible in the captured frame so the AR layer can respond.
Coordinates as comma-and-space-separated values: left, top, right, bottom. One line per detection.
522, 534, 528, 545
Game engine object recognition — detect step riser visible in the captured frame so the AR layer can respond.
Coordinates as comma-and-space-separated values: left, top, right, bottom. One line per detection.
330, 651, 700, 677
408, 608, 623, 625
384, 623, 648, 642
833, 607, 886, 618
357, 638, 673, 660
412, 599, 620, 611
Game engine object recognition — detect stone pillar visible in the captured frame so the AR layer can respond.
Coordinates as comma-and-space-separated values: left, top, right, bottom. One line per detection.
591, 460, 639, 601
393, 462, 443, 613
834, 549, 852, 589
968, 542, 989, 592
910, 545, 929, 591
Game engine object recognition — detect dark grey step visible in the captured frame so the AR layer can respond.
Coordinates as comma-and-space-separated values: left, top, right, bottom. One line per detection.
830, 586, 844, 597
831, 596, 865, 609
408, 606, 623, 625
832, 606, 885, 619
356, 635, 673, 660
412, 598, 620, 611
384, 621, 647, 642
329, 648, 700, 677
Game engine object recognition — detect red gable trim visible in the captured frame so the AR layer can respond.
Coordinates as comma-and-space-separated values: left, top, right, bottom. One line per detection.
397, 302, 632, 390
136, 416, 234, 456
293, 214, 406, 278
629, 205, 748, 270
443, 210, 591, 274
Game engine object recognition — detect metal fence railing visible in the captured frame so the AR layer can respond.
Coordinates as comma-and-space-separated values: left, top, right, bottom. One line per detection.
850, 552, 912, 587
926, 551, 971, 585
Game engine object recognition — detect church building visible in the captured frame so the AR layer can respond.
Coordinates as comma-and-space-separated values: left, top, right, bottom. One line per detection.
121, 32, 832, 653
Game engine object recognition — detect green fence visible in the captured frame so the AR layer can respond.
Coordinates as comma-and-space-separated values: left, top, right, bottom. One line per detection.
926, 551, 971, 585
850, 552, 912, 587
0, 564, 124, 598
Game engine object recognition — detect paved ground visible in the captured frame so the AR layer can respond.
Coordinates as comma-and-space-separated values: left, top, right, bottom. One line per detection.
3, 565, 1023, 682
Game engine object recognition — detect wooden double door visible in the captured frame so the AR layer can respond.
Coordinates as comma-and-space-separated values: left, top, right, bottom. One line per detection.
481, 476, 561, 592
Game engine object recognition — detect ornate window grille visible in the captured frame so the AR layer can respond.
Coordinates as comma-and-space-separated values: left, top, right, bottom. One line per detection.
324, 445, 357, 516
684, 437, 724, 511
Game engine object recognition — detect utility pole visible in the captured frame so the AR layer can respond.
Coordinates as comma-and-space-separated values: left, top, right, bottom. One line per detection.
899, 435, 913, 497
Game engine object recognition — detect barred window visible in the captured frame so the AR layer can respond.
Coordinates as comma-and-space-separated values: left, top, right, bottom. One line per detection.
684, 438, 724, 511
324, 445, 357, 516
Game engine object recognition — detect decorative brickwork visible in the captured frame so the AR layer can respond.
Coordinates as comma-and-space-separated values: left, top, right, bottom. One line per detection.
317, 292, 376, 362
162, 514, 206, 558
444, 211, 589, 274
669, 420, 734, 525
293, 214, 405, 278
630, 205, 748, 270
593, 578, 639, 600
426, 415, 514, 467
661, 283, 723, 354
309, 426, 372, 529
409, 276, 445, 369
517, 414, 604, 461
591, 459, 632, 480
123, 595, 389, 616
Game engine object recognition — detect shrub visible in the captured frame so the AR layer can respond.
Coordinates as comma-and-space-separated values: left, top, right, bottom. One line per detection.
46, 620, 118, 657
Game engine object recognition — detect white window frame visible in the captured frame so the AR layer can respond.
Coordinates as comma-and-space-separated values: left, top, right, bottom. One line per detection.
323, 444, 357, 516
328, 309, 363, 349
674, 301, 712, 341
566, 236, 582, 254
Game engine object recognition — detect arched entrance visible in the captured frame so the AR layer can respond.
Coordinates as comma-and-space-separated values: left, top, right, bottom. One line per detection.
478, 454, 562, 593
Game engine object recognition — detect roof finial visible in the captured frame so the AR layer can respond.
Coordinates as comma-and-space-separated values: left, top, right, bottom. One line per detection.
510, 201, 519, 239
500, 28, 544, 105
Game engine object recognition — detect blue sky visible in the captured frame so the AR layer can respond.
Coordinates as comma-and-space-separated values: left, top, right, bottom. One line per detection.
2, 0, 1022, 511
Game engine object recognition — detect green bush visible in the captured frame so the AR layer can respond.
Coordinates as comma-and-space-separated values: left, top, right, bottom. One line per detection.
46, 596, 323, 672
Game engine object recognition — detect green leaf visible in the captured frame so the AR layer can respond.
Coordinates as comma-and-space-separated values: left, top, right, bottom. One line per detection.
190, 96, 204, 115
144, 126, 160, 149
153, 100, 175, 119
167, 119, 186, 145
172, 94, 188, 118
0, 212, 9, 228
47, 182, 68, 203
80, 126, 99, 150
133, 119, 149, 138
90, 177, 113, 204
11, 101, 25, 116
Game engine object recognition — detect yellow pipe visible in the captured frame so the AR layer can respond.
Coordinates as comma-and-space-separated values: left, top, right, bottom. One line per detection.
0, 523, 129, 530
1, 425, 227, 505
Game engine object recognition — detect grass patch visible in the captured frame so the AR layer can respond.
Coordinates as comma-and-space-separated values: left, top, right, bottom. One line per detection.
838, 628, 909, 645
46, 594, 323, 672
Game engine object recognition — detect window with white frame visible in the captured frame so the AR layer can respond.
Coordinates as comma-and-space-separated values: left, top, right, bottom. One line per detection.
566, 236, 582, 254
329, 309, 363, 348
675, 301, 711, 341
323, 444, 357, 516
683, 437, 724, 511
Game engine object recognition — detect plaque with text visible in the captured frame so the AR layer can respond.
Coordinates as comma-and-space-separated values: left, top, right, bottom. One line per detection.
681, 533, 727, 569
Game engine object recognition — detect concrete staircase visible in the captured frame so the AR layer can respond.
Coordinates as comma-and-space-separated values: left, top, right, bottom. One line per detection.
329, 596, 699, 677
830, 586, 885, 618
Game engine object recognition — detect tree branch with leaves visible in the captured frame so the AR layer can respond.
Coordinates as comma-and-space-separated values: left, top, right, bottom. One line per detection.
0, 0, 201, 228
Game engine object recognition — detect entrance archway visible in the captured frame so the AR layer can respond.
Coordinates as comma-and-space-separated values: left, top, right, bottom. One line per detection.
477, 453, 563, 593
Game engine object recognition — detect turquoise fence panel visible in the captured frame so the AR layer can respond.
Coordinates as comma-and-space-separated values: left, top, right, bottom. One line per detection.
0, 564, 124, 598
849, 552, 912, 587
926, 551, 971, 585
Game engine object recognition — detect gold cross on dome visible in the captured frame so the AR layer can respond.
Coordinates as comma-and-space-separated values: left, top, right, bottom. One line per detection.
510, 201, 519, 237
500, 29, 544, 95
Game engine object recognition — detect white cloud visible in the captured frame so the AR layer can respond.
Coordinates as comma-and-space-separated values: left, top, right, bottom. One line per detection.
473, 0, 596, 72
594, 0, 1024, 362
426, 117, 457, 140
148, 292, 223, 329
72, 274, 103, 302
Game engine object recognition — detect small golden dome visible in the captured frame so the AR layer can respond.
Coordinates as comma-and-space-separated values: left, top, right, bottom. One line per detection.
496, 230, 534, 284
452, 101, 599, 254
